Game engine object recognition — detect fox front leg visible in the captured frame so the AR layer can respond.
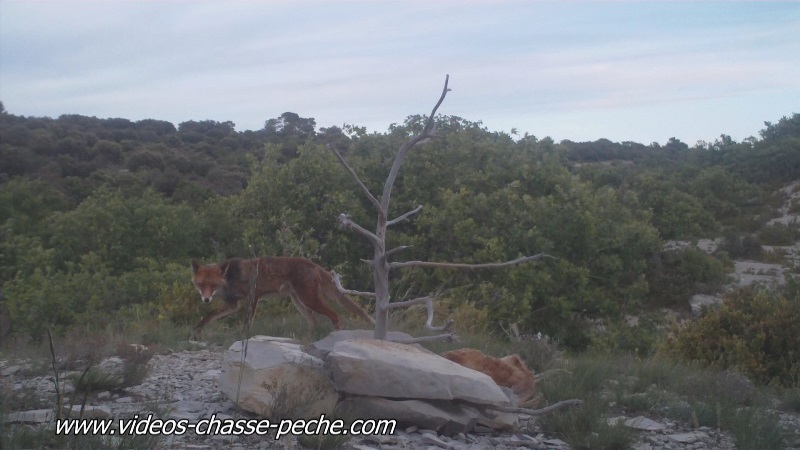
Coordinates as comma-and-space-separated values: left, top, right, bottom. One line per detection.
192, 299, 242, 339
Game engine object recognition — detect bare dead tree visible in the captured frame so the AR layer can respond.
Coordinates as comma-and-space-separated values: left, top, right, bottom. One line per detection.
328, 75, 553, 341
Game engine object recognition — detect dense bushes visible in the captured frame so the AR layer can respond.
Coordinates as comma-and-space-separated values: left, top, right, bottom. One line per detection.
1, 186, 213, 337
3, 258, 193, 338
1, 109, 798, 351
646, 247, 730, 309
759, 223, 798, 246
665, 283, 800, 387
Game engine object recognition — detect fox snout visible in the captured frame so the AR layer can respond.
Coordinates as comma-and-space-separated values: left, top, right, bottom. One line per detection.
194, 286, 219, 304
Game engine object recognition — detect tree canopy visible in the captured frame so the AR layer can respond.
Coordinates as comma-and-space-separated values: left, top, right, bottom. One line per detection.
0, 106, 797, 348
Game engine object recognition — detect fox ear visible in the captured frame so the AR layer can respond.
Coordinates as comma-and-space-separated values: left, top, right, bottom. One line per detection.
191, 260, 201, 273
219, 258, 240, 282
219, 260, 230, 276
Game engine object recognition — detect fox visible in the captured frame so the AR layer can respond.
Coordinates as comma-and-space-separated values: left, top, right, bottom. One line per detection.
442, 348, 541, 407
190, 257, 375, 336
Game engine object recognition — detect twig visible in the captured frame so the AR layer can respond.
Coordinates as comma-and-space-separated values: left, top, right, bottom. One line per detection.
327, 144, 382, 212
390, 253, 554, 270
387, 205, 423, 226
385, 246, 412, 259
490, 399, 583, 416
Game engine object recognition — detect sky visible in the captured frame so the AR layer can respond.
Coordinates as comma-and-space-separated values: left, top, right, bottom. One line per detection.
1, 1, 798, 146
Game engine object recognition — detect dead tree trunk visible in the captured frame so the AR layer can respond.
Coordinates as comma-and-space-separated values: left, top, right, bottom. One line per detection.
329, 75, 552, 341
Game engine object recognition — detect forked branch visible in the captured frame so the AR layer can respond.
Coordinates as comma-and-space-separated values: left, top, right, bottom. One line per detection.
331, 271, 376, 298
380, 75, 450, 215
337, 214, 381, 248
326, 75, 552, 341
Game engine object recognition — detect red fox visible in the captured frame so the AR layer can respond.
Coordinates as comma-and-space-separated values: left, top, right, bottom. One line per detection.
442, 348, 541, 407
190, 257, 374, 336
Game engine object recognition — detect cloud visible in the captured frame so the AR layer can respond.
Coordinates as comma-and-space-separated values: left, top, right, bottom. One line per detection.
1, 1, 798, 144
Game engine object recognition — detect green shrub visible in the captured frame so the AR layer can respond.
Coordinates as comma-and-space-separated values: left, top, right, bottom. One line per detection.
664, 284, 800, 387
646, 248, 729, 309
153, 280, 205, 326
759, 223, 798, 246
723, 407, 786, 450
4, 259, 192, 339
537, 354, 634, 449
780, 388, 800, 413
590, 316, 662, 358
719, 232, 763, 260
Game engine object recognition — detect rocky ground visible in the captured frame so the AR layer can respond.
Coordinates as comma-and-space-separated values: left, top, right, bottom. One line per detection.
5, 344, 798, 450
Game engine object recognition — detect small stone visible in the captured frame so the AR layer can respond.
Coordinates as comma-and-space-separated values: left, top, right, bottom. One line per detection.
667, 432, 705, 444
625, 416, 667, 432
5, 409, 53, 423
420, 433, 453, 448
201, 369, 221, 380
543, 438, 570, 448
61, 405, 112, 419
1, 365, 24, 377
361, 434, 399, 445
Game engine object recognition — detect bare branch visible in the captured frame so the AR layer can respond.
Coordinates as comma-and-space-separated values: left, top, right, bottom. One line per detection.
385, 245, 412, 259
337, 214, 381, 248
422, 74, 451, 134
387, 205, 423, 226
327, 144, 381, 212
381, 75, 450, 215
489, 399, 583, 417
331, 271, 376, 298
388, 332, 459, 344
383, 296, 453, 332
390, 253, 555, 270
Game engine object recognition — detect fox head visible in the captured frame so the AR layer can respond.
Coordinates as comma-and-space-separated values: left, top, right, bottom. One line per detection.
191, 260, 232, 304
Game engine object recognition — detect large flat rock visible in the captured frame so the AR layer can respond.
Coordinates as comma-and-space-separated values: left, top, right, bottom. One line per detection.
219, 336, 338, 419
327, 339, 511, 406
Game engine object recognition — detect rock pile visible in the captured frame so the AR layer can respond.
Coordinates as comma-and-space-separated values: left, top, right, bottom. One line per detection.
218, 332, 520, 435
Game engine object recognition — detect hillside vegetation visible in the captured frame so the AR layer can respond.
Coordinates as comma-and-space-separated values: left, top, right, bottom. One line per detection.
1, 103, 799, 384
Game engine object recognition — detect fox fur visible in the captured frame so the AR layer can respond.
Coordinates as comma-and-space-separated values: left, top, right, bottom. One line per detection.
190, 257, 374, 335
442, 348, 541, 407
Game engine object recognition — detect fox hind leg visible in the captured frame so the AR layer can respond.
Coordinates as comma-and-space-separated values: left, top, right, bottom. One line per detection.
290, 293, 320, 331
294, 283, 341, 330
